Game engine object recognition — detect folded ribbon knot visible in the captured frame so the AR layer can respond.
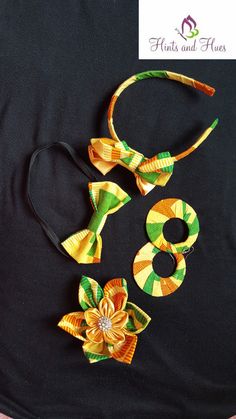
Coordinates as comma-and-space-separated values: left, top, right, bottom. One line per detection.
88, 138, 175, 196
61, 181, 131, 263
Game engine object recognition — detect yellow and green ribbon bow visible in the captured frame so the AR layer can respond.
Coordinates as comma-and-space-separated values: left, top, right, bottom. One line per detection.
61, 181, 131, 264
88, 70, 218, 196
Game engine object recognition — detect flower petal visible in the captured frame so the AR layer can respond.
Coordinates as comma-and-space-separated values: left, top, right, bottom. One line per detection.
86, 327, 104, 343
111, 310, 129, 329
104, 278, 128, 310
82, 340, 111, 363
79, 275, 104, 310
109, 334, 138, 364
103, 329, 126, 345
58, 312, 88, 341
125, 302, 151, 334
84, 308, 100, 327
98, 296, 115, 318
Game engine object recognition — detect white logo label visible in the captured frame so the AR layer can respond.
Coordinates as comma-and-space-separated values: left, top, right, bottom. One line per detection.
139, 0, 235, 59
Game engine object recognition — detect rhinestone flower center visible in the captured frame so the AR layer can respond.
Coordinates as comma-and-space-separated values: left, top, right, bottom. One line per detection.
98, 316, 112, 331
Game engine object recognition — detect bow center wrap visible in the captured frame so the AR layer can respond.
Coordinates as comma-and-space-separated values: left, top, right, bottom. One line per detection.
61, 181, 131, 264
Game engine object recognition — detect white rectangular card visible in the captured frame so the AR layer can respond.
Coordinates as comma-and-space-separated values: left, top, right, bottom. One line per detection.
139, 0, 235, 59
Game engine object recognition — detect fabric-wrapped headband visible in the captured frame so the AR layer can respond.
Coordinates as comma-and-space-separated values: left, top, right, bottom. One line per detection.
27, 142, 131, 264
88, 70, 218, 196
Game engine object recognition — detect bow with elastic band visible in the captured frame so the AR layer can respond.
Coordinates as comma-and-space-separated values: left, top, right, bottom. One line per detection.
88, 118, 218, 196
61, 181, 131, 264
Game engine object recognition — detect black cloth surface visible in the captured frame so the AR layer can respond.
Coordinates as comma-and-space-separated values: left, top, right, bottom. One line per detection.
0, 1, 235, 418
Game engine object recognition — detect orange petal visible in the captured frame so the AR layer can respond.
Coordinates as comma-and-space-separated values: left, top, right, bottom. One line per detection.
103, 328, 126, 345
109, 334, 138, 364
111, 310, 129, 329
58, 311, 88, 341
98, 296, 115, 318
104, 278, 128, 310
86, 327, 104, 343
84, 308, 100, 327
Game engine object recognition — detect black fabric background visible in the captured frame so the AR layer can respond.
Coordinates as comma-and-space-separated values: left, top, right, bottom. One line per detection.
0, 1, 236, 418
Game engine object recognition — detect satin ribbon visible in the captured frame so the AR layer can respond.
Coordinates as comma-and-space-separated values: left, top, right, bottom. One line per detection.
88, 70, 218, 196
61, 181, 131, 263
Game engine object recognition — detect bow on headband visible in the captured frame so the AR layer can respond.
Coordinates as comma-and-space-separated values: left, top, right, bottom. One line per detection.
89, 139, 175, 196
88, 70, 218, 196
61, 181, 131, 263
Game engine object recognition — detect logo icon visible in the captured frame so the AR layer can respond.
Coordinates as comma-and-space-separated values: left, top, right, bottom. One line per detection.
175, 15, 199, 41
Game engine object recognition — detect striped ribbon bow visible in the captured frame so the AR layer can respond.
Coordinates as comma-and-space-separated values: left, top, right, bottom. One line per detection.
61, 181, 131, 264
88, 70, 218, 196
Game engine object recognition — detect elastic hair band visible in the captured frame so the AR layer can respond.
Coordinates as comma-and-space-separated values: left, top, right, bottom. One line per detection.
27, 142, 97, 258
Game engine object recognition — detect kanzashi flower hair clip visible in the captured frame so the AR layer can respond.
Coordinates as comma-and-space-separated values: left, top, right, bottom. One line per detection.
88, 70, 218, 195
58, 276, 151, 364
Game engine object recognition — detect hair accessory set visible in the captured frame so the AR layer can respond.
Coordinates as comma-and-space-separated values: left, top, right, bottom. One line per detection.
26, 70, 218, 364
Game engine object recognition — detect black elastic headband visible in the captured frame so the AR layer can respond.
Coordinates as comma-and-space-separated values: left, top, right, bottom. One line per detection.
27, 141, 98, 257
